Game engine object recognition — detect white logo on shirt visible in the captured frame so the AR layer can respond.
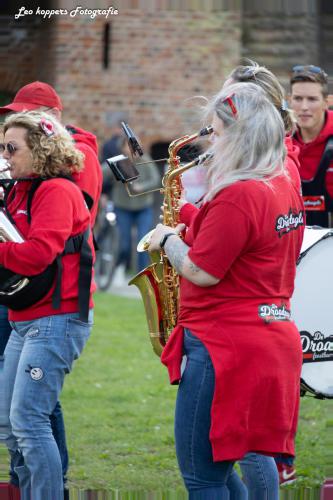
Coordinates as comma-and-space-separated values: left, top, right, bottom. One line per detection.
258, 304, 291, 323
275, 209, 304, 237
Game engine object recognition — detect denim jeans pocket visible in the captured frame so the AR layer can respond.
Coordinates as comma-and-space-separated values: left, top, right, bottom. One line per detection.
65, 316, 92, 364
11, 316, 52, 340
66, 317, 92, 338
183, 329, 211, 364
184, 328, 202, 344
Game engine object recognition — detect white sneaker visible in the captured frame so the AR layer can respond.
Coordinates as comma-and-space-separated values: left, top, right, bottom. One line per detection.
112, 265, 127, 287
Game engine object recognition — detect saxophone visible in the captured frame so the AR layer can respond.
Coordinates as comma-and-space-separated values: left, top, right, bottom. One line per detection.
129, 126, 213, 356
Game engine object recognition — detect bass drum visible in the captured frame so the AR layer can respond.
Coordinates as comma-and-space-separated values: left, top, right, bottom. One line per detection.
291, 227, 333, 399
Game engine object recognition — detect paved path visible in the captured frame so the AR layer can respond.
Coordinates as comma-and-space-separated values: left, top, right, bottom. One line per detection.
105, 279, 141, 299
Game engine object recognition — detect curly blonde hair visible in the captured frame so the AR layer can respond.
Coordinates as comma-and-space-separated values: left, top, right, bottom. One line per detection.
3, 111, 84, 177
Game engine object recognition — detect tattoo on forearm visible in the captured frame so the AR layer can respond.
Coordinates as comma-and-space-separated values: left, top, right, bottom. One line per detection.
189, 261, 200, 273
164, 237, 189, 275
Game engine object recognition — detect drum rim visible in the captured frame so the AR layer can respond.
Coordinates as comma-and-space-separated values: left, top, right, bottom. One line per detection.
298, 227, 333, 264
301, 378, 333, 399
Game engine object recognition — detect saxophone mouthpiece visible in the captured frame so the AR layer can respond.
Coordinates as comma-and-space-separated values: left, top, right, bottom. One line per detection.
198, 125, 213, 137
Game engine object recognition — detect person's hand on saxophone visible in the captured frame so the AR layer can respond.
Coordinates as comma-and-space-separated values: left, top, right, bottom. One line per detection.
148, 222, 219, 287
148, 223, 185, 252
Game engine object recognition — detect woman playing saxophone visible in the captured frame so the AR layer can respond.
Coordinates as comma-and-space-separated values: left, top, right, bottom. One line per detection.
147, 82, 304, 499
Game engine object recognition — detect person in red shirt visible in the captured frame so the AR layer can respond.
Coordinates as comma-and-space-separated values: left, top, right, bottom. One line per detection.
223, 62, 302, 488
0, 111, 95, 500
289, 65, 333, 227
148, 82, 304, 499
177, 62, 302, 492
0, 81, 102, 498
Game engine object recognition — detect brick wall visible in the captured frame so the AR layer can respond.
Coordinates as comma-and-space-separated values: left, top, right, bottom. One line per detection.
241, 0, 323, 90
50, 7, 241, 151
0, 15, 56, 97
0, 1, 330, 154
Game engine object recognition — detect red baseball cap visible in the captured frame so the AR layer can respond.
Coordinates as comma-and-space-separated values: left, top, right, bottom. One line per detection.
0, 81, 63, 114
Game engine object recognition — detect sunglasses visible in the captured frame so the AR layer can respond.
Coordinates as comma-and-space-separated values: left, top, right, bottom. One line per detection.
0, 143, 17, 156
292, 65, 328, 77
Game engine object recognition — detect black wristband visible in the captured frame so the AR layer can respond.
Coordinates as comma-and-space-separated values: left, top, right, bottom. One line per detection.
159, 232, 177, 249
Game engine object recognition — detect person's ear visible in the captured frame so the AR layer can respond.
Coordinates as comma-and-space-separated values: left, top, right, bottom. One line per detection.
324, 94, 333, 110
326, 94, 333, 110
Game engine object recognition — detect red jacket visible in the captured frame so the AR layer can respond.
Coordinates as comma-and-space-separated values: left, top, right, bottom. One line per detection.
292, 110, 333, 196
68, 125, 103, 226
0, 178, 95, 321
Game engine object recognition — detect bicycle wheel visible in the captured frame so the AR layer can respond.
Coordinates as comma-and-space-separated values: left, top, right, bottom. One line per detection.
95, 224, 119, 291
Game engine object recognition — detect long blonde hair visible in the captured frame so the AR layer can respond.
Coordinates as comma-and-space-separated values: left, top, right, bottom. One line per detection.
204, 82, 286, 202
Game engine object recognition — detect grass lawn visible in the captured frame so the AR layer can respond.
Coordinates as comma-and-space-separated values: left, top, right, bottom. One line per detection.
1, 291, 332, 496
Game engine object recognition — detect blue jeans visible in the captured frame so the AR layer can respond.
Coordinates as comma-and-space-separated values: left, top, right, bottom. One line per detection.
0, 311, 93, 500
239, 453, 279, 500
114, 206, 153, 271
0, 305, 69, 487
175, 329, 279, 500
7, 401, 69, 488
0, 304, 11, 357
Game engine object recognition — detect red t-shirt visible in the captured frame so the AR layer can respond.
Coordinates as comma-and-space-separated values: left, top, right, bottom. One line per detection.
162, 168, 305, 461
0, 178, 95, 321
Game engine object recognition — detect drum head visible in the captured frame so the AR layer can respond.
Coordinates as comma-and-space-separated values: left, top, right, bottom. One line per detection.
291, 228, 333, 399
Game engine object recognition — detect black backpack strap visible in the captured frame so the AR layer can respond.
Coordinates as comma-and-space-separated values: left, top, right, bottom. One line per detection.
66, 125, 78, 137
324, 136, 333, 157
82, 190, 94, 211
64, 233, 84, 254
52, 256, 63, 310
2, 181, 16, 224
54, 228, 93, 322
77, 228, 93, 322
27, 178, 45, 224
315, 136, 333, 184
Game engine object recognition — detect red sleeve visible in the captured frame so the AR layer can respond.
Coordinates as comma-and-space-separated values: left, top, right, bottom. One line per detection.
0, 184, 75, 275
179, 203, 199, 226
188, 201, 252, 279
285, 136, 301, 191
72, 142, 102, 225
